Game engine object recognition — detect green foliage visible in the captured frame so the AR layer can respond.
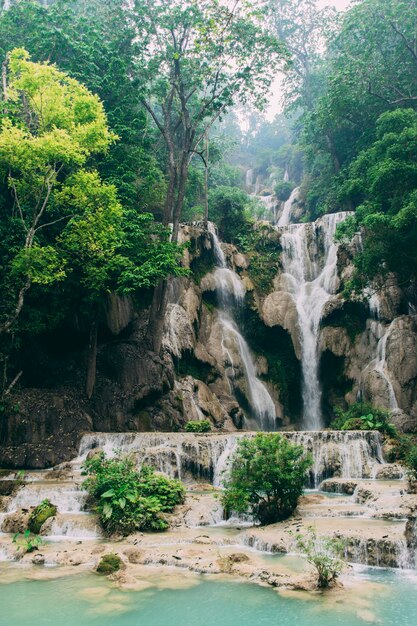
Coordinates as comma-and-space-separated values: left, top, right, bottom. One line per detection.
222, 433, 312, 525
27, 499, 57, 534
291, 527, 345, 588
331, 403, 397, 437
13, 529, 43, 554
185, 420, 212, 433
406, 446, 417, 480
82, 453, 185, 536
208, 186, 256, 243
96, 553, 122, 575
274, 180, 295, 202
335, 109, 417, 299
236, 223, 281, 295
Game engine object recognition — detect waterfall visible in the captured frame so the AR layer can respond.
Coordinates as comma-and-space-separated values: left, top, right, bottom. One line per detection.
209, 224, 277, 430
359, 294, 399, 410
76, 431, 385, 488
277, 187, 299, 227
279, 212, 352, 429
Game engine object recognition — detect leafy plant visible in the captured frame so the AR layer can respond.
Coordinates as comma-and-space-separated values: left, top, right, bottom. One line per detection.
331, 403, 397, 437
82, 453, 185, 536
185, 420, 212, 433
13, 529, 43, 554
274, 180, 295, 201
222, 433, 312, 525
28, 499, 57, 534
291, 527, 345, 589
405, 445, 417, 480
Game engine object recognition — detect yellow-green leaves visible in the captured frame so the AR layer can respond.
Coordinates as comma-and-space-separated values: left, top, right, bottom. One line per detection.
6, 48, 116, 153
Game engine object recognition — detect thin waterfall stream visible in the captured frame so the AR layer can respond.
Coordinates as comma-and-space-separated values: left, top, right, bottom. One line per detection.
209, 224, 277, 431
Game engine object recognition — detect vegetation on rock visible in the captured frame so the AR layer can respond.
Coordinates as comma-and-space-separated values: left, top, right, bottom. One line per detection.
96, 553, 123, 575
27, 499, 57, 534
331, 403, 397, 437
222, 433, 312, 525
291, 527, 345, 589
82, 453, 185, 536
13, 529, 43, 554
185, 420, 212, 433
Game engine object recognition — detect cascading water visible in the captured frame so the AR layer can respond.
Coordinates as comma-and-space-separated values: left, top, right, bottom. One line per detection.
278, 212, 352, 429
359, 294, 399, 410
209, 224, 276, 431
277, 187, 299, 227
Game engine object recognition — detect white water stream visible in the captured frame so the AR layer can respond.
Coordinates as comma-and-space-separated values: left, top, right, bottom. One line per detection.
279, 212, 352, 429
209, 224, 277, 430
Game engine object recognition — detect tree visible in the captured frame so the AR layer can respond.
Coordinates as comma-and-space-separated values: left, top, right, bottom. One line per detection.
0, 0, 166, 213
0, 47, 115, 334
208, 186, 256, 243
291, 527, 345, 588
301, 0, 417, 217
131, 0, 287, 352
222, 433, 312, 525
336, 108, 417, 304
0, 48, 185, 396
265, 0, 337, 112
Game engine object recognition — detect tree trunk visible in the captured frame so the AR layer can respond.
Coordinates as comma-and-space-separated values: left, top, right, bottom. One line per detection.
86, 316, 98, 399
203, 131, 209, 227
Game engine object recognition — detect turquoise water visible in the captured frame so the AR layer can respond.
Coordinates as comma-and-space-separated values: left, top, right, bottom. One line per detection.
1, 567, 417, 626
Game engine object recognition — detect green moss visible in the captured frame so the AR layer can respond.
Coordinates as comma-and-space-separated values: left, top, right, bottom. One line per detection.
27, 499, 57, 534
96, 553, 122, 575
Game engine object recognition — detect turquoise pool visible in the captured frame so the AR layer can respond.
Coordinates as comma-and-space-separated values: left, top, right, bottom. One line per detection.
0, 566, 416, 625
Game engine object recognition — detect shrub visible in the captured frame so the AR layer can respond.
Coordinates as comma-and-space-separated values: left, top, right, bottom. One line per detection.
82, 453, 185, 536
185, 420, 212, 433
222, 433, 312, 525
331, 402, 397, 437
28, 499, 57, 534
291, 527, 345, 588
406, 445, 417, 479
13, 529, 43, 554
274, 180, 295, 202
96, 553, 122, 575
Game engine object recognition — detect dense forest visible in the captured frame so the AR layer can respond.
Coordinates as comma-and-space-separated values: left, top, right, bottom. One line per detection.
0, 0, 415, 446
2, 1, 417, 620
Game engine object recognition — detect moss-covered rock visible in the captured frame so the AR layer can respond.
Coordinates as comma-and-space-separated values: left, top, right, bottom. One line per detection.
96, 553, 123, 575
27, 499, 57, 534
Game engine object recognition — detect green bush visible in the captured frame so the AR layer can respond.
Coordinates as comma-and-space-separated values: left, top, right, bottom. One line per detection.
96, 553, 122, 575
222, 433, 312, 525
405, 445, 417, 479
13, 529, 43, 554
82, 453, 185, 536
291, 527, 345, 588
185, 420, 212, 433
331, 402, 397, 437
28, 499, 57, 534
274, 180, 295, 202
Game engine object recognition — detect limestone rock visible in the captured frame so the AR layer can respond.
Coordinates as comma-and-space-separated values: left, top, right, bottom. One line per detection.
261, 292, 301, 358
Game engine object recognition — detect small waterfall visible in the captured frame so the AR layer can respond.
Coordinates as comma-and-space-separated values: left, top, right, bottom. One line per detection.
277, 187, 299, 227
76, 431, 385, 488
359, 294, 399, 410
278, 212, 351, 429
209, 224, 277, 431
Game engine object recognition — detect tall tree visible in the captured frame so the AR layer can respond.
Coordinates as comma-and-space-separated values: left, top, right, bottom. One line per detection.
131, 0, 287, 351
